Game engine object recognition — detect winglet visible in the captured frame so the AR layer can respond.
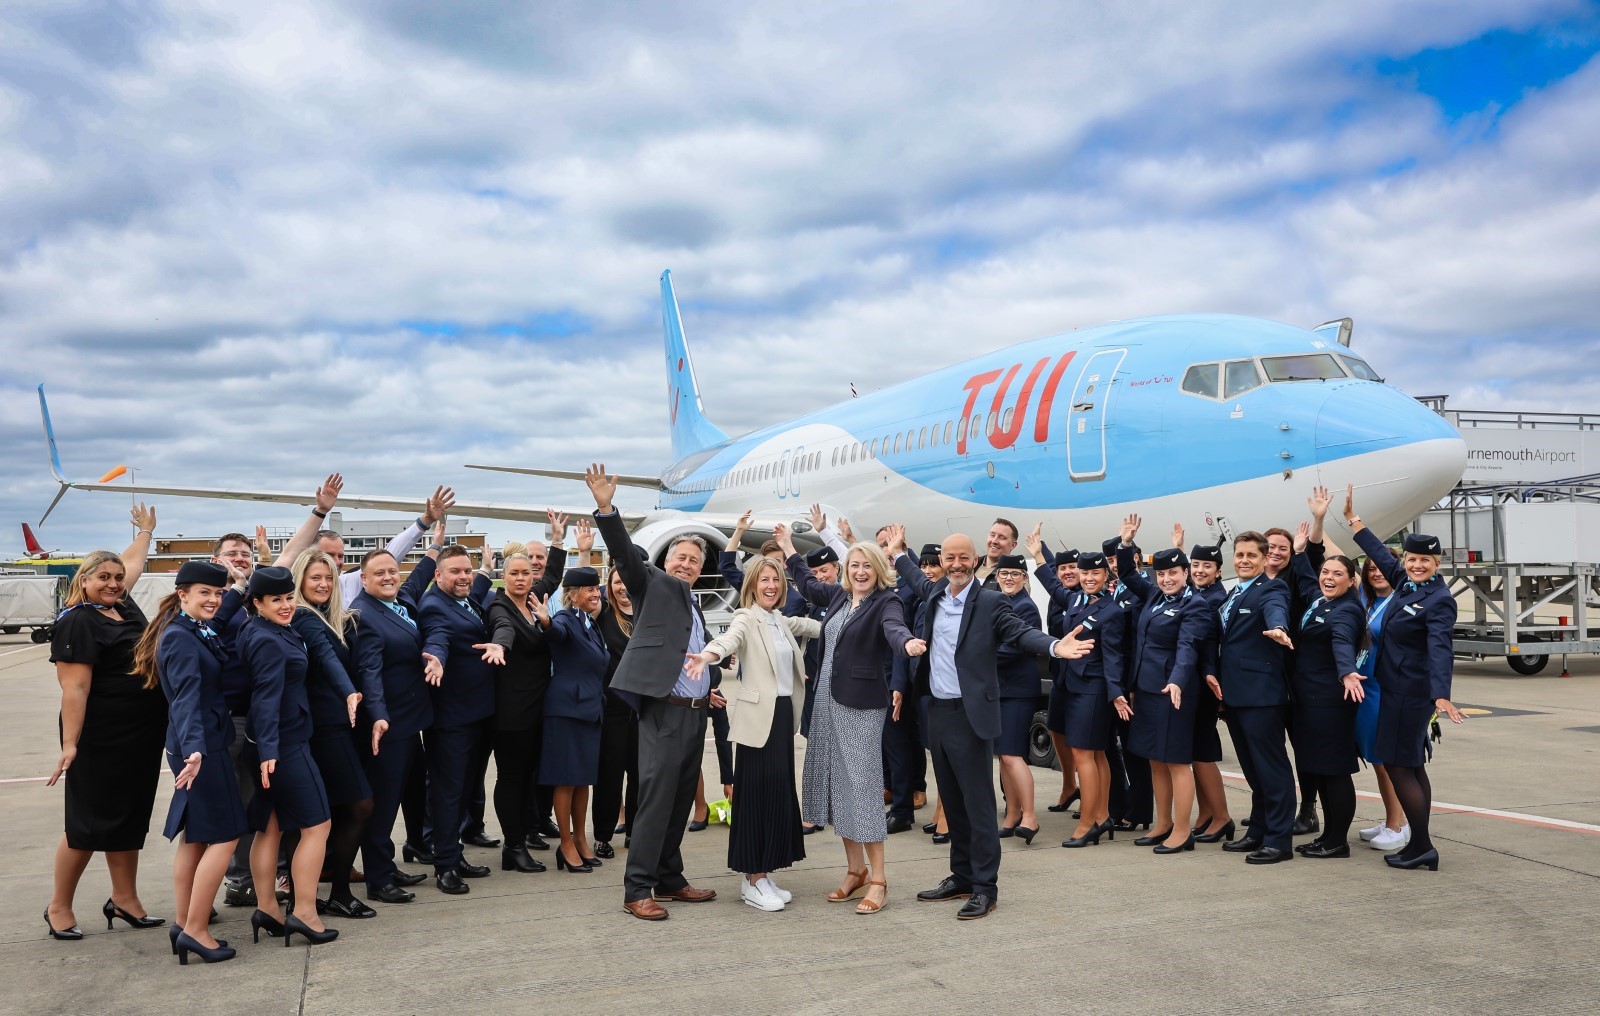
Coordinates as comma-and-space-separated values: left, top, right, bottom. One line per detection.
37, 385, 72, 525
660, 270, 729, 460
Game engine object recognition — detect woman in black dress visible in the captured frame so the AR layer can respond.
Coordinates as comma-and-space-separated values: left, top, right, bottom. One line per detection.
484, 550, 551, 874
44, 504, 167, 941
290, 549, 373, 917
134, 560, 246, 963
592, 557, 640, 859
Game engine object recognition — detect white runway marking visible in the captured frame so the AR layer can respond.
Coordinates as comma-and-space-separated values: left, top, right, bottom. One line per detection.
0, 645, 46, 658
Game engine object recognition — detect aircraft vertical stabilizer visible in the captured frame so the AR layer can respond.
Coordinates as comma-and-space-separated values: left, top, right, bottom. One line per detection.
22, 523, 44, 556
660, 270, 728, 460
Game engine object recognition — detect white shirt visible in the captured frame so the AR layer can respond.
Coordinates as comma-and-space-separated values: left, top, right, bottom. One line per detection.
928, 579, 972, 699
763, 611, 796, 696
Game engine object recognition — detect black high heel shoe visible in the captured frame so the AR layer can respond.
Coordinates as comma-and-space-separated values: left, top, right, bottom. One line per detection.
42, 909, 83, 941
1096, 818, 1117, 841
1047, 789, 1082, 813
175, 931, 236, 965
1152, 834, 1197, 854
582, 853, 602, 867
1385, 848, 1440, 871
1061, 825, 1106, 848
250, 909, 285, 943
284, 914, 339, 946
1194, 819, 1236, 844
556, 849, 592, 873
1190, 815, 1213, 836
1014, 825, 1039, 845
997, 825, 1017, 839
103, 898, 164, 930
171, 924, 230, 954
1134, 827, 1174, 847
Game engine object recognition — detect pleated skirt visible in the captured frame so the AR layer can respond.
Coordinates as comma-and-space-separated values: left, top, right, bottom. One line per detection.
728, 696, 806, 874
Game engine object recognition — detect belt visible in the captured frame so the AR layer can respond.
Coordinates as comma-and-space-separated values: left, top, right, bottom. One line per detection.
663, 695, 710, 709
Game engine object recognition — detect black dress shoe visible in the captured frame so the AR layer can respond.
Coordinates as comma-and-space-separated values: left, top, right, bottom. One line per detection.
593, 841, 615, 859
435, 870, 470, 895
614, 823, 628, 835
802, 823, 822, 836
997, 825, 1016, 839
524, 834, 551, 852
687, 817, 709, 832
1301, 841, 1351, 859
501, 846, 547, 873
1222, 836, 1263, 853
539, 819, 560, 838
1134, 828, 1174, 847
455, 861, 491, 878
1292, 813, 1320, 836
463, 830, 501, 849
885, 815, 915, 835
956, 893, 997, 920
402, 841, 435, 866
916, 877, 973, 902
1152, 834, 1197, 854
1047, 789, 1081, 812
392, 870, 427, 887
1385, 847, 1440, 870
921, 821, 937, 834
43, 909, 83, 941
1245, 846, 1293, 864
931, 832, 950, 845
1194, 820, 1236, 844
367, 884, 415, 905
324, 896, 378, 919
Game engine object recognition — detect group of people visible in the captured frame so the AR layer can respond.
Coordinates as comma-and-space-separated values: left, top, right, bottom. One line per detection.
41, 467, 1462, 955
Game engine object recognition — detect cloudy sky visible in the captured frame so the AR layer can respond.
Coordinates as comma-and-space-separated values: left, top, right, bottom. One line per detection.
3, 1, 1598, 556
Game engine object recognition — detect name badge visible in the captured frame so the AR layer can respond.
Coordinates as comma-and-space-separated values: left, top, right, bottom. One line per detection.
1239, 608, 1252, 615
1403, 604, 1418, 616
1163, 609, 1177, 617
1313, 616, 1325, 624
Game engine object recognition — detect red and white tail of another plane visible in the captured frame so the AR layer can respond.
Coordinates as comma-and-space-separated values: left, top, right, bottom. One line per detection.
20, 523, 76, 560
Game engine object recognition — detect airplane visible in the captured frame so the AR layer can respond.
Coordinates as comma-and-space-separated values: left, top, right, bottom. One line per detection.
36, 270, 1466, 607
18, 522, 82, 561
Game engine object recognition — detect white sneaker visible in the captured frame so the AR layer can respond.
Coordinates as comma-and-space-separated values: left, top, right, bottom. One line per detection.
741, 879, 784, 911
1369, 824, 1410, 851
1357, 823, 1386, 842
758, 877, 792, 904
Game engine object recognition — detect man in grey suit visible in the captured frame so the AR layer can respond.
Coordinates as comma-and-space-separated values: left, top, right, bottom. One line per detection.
586, 464, 725, 921
887, 526, 1094, 920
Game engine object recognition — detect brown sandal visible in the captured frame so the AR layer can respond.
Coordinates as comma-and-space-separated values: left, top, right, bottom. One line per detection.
855, 880, 888, 915
827, 868, 869, 902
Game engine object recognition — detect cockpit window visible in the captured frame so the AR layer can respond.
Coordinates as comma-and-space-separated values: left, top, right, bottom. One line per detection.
1223, 359, 1263, 398
1181, 363, 1220, 399
1339, 354, 1382, 381
1262, 353, 1347, 382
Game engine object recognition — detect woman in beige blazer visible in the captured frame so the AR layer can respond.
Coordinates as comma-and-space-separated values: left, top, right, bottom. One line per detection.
687, 557, 820, 912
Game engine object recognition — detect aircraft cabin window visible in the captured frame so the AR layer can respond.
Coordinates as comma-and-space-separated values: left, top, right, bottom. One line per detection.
894, 434, 903, 454
919, 427, 927, 449
831, 449, 838, 467
943, 420, 952, 445
969, 416, 983, 443
1181, 363, 1220, 399
1339, 354, 1382, 381
1001, 408, 1014, 434
987, 412, 999, 436
1223, 359, 1263, 398
1262, 353, 1347, 383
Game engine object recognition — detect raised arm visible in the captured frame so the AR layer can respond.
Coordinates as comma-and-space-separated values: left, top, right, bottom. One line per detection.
776, 522, 837, 608
875, 592, 917, 658
121, 502, 157, 588
701, 609, 755, 663
1344, 483, 1404, 587
885, 523, 937, 601
587, 464, 651, 604
274, 473, 345, 567
1288, 550, 1322, 606
1033, 558, 1076, 610
400, 552, 439, 606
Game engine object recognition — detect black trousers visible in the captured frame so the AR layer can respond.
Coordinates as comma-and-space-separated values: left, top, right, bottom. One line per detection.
925, 698, 1001, 899
400, 731, 428, 847
425, 720, 491, 873
710, 705, 734, 787
624, 698, 707, 902
463, 734, 490, 837
883, 704, 926, 821
1109, 716, 1153, 825
1225, 704, 1295, 851
492, 725, 542, 848
592, 710, 638, 843
361, 729, 419, 892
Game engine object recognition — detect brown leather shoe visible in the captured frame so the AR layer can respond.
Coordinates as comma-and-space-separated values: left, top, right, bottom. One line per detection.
913, 791, 927, 810
653, 885, 717, 903
623, 899, 669, 921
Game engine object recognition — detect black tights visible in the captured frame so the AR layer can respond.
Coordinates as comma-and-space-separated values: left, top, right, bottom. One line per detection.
327, 798, 374, 903
1387, 763, 1433, 857
1306, 773, 1356, 845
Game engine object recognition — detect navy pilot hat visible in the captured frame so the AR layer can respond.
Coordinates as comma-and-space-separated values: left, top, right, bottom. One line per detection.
246, 565, 295, 599
1402, 533, 1442, 556
176, 561, 230, 587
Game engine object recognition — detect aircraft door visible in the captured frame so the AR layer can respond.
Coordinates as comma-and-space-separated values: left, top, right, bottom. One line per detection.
1066, 349, 1126, 481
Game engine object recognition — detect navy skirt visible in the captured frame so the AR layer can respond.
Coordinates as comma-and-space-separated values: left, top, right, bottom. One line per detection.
247, 740, 331, 833
1046, 680, 1069, 735
1291, 699, 1359, 776
996, 697, 1035, 757
1129, 686, 1196, 765
309, 725, 372, 808
541, 715, 601, 786
1062, 687, 1112, 752
1373, 690, 1432, 768
163, 748, 248, 846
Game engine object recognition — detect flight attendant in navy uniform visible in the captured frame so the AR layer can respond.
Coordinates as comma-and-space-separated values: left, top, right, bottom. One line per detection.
1026, 527, 1082, 816
1102, 537, 1152, 833
1110, 517, 1216, 854
1055, 551, 1127, 847
1344, 486, 1464, 871
992, 555, 1044, 844
1175, 532, 1235, 843
139, 561, 247, 964
239, 566, 338, 946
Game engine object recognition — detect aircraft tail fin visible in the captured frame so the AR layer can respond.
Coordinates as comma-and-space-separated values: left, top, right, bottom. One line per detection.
37, 385, 72, 525
660, 270, 728, 460
22, 523, 44, 556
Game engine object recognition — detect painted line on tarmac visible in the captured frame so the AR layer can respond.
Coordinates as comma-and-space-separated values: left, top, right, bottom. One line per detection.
0, 644, 46, 658
1220, 769, 1600, 836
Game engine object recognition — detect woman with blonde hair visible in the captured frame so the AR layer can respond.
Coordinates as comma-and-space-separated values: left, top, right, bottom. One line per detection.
773, 525, 925, 915
686, 556, 822, 911
44, 504, 168, 941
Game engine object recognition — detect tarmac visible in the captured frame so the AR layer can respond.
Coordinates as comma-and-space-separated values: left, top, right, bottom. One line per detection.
2, 631, 1597, 1016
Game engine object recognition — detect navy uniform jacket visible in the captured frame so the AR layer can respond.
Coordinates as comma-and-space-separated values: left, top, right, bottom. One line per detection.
420, 573, 496, 728
240, 615, 313, 762
1213, 574, 1292, 708
995, 588, 1045, 699
1116, 548, 1215, 696
1275, 541, 1325, 636
787, 553, 915, 710
1286, 552, 1365, 705
290, 607, 360, 730
208, 588, 253, 713
719, 550, 805, 617
1190, 579, 1229, 679
1060, 591, 1128, 702
544, 608, 610, 724
352, 556, 438, 738
1353, 528, 1456, 701
159, 614, 234, 760
891, 555, 1059, 740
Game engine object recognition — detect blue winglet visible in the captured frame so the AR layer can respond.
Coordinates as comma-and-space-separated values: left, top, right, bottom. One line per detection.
37, 384, 72, 524
660, 270, 729, 460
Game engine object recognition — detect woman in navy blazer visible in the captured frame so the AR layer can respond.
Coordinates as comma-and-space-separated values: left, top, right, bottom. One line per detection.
533, 567, 610, 874
132, 561, 245, 964
1345, 486, 1464, 872
775, 524, 920, 914
240, 567, 337, 947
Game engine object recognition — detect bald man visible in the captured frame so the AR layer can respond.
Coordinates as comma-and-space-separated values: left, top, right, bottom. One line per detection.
887, 527, 1093, 920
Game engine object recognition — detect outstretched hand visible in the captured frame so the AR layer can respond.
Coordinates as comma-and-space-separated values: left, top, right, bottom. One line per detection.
1293, 522, 1310, 555
316, 473, 344, 514
1172, 523, 1185, 549
1113, 694, 1133, 721
885, 523, 908, 557
1264, 627, 1295, 650
130, 501, 156, 534
808, 503, 826, 533
174, 752, 202, 791
1054, 624, 1095, 659
1120, 513, 1141, 545
585, 463, 617, 511
1341, 673, 1366, 703
1025, 522, 1044, 561
475, 642, 506, 666
422, 485, 456, 527
904, 638, 927, 656
773, 523, 796, 555
1307, 485, 1332, 521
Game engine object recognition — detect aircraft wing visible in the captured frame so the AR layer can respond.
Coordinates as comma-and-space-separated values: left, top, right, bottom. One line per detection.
465, 464, 665, 490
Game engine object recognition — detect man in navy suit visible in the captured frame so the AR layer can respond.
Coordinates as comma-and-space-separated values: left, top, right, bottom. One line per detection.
418, 545, 497, 894
886, 526, 1092, 920
1208, 531, 1297, 864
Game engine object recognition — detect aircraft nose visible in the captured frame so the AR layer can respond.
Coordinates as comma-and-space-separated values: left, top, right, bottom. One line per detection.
1314, 382, 1465, 536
